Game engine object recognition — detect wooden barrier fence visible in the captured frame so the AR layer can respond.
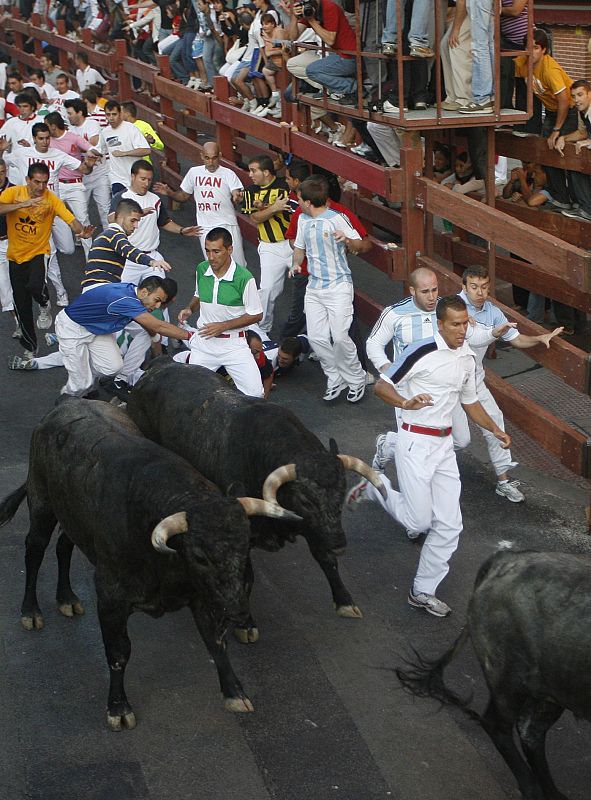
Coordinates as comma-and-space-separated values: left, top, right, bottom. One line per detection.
1, 14, 590, 479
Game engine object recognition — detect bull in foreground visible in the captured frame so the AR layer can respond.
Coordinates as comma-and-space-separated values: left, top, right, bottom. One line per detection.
396, 549, 591, 800
0, 400, 299, 729
127, 361, 386, 641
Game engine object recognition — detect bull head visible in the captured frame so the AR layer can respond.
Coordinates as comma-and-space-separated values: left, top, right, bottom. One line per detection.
262, 458, 387, 503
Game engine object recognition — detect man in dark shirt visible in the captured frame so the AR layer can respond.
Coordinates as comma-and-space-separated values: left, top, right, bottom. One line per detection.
242, 154, 292, 333
0, 158, 19, 340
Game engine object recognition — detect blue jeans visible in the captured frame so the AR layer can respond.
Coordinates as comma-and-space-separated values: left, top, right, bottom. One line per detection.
382, 0, 431, 47
170, 31, 195, 83
203, 36, 224, 84
306, 54, 356, 95
467, 0, 494, 103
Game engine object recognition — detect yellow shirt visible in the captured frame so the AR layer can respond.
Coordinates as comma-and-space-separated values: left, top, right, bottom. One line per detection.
0, 185, 75, 263
515, 54, 574, 113
133, 119, 164, 165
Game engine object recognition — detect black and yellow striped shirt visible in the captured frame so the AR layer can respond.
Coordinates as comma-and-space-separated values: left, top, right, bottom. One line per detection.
81, 225, 153, 289
242, 178, 290, 243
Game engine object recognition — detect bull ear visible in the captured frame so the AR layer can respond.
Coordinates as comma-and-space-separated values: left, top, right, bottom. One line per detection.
329, 438, 339, 456
227, 481, 246, 498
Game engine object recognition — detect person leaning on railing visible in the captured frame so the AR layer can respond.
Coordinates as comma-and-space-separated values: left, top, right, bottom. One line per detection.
555, 80, 591, 224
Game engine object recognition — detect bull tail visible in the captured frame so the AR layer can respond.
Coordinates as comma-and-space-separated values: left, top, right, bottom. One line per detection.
395, 626, 480, 722
0, 483, 27, 528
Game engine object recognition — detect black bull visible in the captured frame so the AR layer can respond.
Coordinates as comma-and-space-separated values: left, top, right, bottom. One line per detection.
127, 360, 386, 641
0, 400, 300, 729
396, 550, 591, 800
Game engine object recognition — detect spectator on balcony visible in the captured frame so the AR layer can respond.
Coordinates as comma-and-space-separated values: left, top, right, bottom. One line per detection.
169, 0, 198, 85
500, 0, 528, 110
230, 0, 278, 113
381, 0, 434, 59
255, 12, 286, 118
218, 11, 252, 79
441, 151, 484, 194
502, 162, 551, 208
433, 143, 452, 183
122, 2, 162, 65
74, 51, 108, 92
440, 0, 472, 112
199, 0, 226, 88
284, 0, 358, 107
557, 80, 591, 224
514, 28, 578, 210
456, 0, 495, 115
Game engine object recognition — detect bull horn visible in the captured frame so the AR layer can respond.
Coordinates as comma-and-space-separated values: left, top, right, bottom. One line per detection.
237, 497, 302, 522
151, 511, 188, 554
262, 464, 297, 504
337, 455, 388, 500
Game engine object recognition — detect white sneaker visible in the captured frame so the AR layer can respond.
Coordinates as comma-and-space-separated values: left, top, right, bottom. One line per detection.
365, 371, 375, 386
8, 354, 37, 370
405, 529, 423, 540
12, 324, 22, 339
372, 433, 390, 471
248, 98, 259, 112
37, 301, 52, 330
56, 293, 69, 307
45, 332, 58, 347
241, 98, 250, 111
495, 480, 524, 503
408, 589, 451, 617
328, 123, 346, 144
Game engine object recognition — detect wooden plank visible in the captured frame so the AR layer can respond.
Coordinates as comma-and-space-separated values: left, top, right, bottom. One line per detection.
495, 130, 591, 176
416, 255, 591, 395
154, 75, 212, 116
353, 289, 384, 328
495, 197, 591, 251
211, 102, 285, 149
419, 177, 591, 291
435, 235, 591, 313
486, 370, 591, 478
122, 56, 158, 86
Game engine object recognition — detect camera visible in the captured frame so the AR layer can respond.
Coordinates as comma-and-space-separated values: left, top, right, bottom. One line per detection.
299, 0, 318, 18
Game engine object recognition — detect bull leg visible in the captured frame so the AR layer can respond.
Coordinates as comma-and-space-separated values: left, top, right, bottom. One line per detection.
189, 603, 254, 713
481, 697, 544, 800
55, 531, 85, 618
233, 554, 259, 644
517, 700, 568, 800
306, 542, 362, 619
96, 589, 137, 731
21, 509, 58, 631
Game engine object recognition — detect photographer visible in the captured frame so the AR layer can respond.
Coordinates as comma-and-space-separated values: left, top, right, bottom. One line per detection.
284, 0, 358, 106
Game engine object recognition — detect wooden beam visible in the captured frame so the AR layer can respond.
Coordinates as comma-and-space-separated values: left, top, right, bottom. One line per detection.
418, 177, 591, 291
495, 197, 591, 251
496, 130, 591, 176
416, 255, 591, 395
486, 370, 591, 478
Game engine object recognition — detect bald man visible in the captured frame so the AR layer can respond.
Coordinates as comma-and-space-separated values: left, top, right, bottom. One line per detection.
153, 141, 247, 266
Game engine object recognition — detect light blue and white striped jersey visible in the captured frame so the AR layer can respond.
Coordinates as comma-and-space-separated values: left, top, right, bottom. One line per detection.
459, 290, 519, 377
294, 208, 361, 290
366, 296, 437, 371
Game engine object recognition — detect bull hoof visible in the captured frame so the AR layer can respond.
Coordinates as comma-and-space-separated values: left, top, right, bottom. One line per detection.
225, 697, 254, 713
21, 613, 44, 631
58, 601, 85, 618
335, 604, 363, 619
233, 626, 260, 644
107, 711, 137, 731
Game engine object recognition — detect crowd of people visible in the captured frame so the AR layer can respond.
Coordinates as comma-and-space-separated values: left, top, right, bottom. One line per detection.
0, 3, 583, 619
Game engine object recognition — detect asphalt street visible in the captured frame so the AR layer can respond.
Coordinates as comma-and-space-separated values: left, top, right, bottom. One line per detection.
0, 200, 589, 800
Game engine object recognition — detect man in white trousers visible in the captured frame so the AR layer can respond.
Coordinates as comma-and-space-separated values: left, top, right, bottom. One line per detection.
292, 175, 367, 403
242, 154, 292, 333
153, 140, 247, 268
175, 227, 264, 397
456, 265, 563, 501
347, 295, 511, 618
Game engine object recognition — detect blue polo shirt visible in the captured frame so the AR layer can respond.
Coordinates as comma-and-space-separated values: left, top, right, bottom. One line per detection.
65, 283, 147, 335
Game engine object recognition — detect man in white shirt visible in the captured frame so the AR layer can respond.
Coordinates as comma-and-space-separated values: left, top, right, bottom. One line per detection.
81, 88, 108, 128
153, 141, 246, 266
27, 69, 58, 103
99, 100, 151, 192
5, 71, 37, 105
50, 74, 81, 122
74, 51, 108, 92
347, 295, 511, 618
0, 94, 43, 183
65, 97, 111, 230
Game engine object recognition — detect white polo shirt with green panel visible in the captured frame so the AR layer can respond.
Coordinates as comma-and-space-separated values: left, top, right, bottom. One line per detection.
194, 259, 262, 332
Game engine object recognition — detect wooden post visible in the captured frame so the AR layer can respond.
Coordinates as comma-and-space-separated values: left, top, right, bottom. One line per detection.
114, 40, 131, 102
399, 130, 424, 280
213, 76, 234, 167
486, 126, 497, 294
